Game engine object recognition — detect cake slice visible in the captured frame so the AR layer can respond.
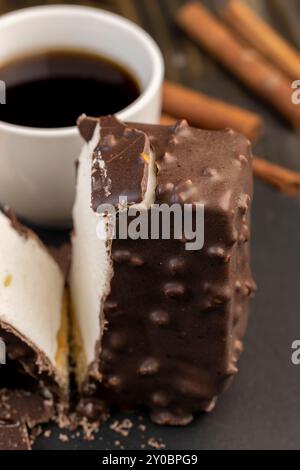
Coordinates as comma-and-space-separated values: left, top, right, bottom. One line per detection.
71, 115, 256, 425
0, 210, 68, 448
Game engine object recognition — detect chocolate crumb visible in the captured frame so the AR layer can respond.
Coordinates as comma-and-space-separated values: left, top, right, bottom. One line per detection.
148, 437, 166, 449
80, 417, 99, 441
43, 429, 52, 438
59, 433, 69, 443
110, 418, 133, 437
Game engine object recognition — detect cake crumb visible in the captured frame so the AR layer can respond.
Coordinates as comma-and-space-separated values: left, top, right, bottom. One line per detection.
30, 425, 42, 445
138, 424, 146, 432
81, 417, 99, 441
148, 437, 166, 449
43, 429, 52, 438
110, 418, 133, 437
59, 433, 69, 443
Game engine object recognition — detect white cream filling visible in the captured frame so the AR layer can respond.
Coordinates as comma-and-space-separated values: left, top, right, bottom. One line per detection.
70, 125, 113, 367
0, 211, 64, 367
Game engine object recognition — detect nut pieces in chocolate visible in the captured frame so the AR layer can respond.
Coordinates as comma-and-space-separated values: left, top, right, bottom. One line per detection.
96, 196, 205, 251
71, 115, 255, 426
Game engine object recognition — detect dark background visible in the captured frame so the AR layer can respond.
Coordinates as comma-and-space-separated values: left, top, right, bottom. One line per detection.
1, 0, 300, 450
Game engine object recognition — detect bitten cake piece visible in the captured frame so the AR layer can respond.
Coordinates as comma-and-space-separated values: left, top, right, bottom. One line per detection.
0, 211, 68, 448
71, 115, 256, 425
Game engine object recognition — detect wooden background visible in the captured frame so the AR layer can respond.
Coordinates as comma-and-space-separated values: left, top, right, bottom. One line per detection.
1, 0, 300, 175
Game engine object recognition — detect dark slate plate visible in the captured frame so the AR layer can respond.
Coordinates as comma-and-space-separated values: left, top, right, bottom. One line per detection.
32, 179, 300, 450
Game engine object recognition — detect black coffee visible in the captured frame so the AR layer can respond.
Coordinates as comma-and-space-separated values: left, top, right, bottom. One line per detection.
0, 49, 140, 128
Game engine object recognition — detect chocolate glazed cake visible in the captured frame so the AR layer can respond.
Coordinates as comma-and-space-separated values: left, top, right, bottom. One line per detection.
0, 211, 68, 449
71, 115, 256, 426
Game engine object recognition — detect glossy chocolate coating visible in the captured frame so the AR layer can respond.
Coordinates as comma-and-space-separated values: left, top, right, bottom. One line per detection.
0, 419, 31, 450
0, 323, 58, 450
78, 116, 256, 425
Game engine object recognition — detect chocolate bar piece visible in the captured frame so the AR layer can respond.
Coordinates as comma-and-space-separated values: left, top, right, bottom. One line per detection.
0, 211, 69, 446
0, 419, 31, 450
71, 115, 256, 425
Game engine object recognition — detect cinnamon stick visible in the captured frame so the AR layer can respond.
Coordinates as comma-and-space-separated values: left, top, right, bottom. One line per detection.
162, 81, 262, 141
160, 113, 180, 126
160, 115, 300, 197
177, 2, 300, 130
221, 0, 300, 80
252, 157, 300, 197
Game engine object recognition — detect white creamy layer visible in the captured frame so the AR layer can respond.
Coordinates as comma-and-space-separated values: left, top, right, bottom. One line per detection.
70, 125, 113, 367
0, 211, 64, 366
71, 123, 157, 370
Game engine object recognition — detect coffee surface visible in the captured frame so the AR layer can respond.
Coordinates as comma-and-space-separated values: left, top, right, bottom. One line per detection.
0, 49, 140, 128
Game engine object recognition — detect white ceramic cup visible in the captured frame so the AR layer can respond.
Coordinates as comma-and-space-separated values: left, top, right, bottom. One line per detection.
0, 5, 164, 227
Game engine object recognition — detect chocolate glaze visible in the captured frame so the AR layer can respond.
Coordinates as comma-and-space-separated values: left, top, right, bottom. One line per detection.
0, 322, 60, 449
91, 116, 150, 210
77, 114, 98, 143
0, 419, 31, 450
78, 116, 256, 425
0, 388, 54, 429
0, 321, 62, 396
